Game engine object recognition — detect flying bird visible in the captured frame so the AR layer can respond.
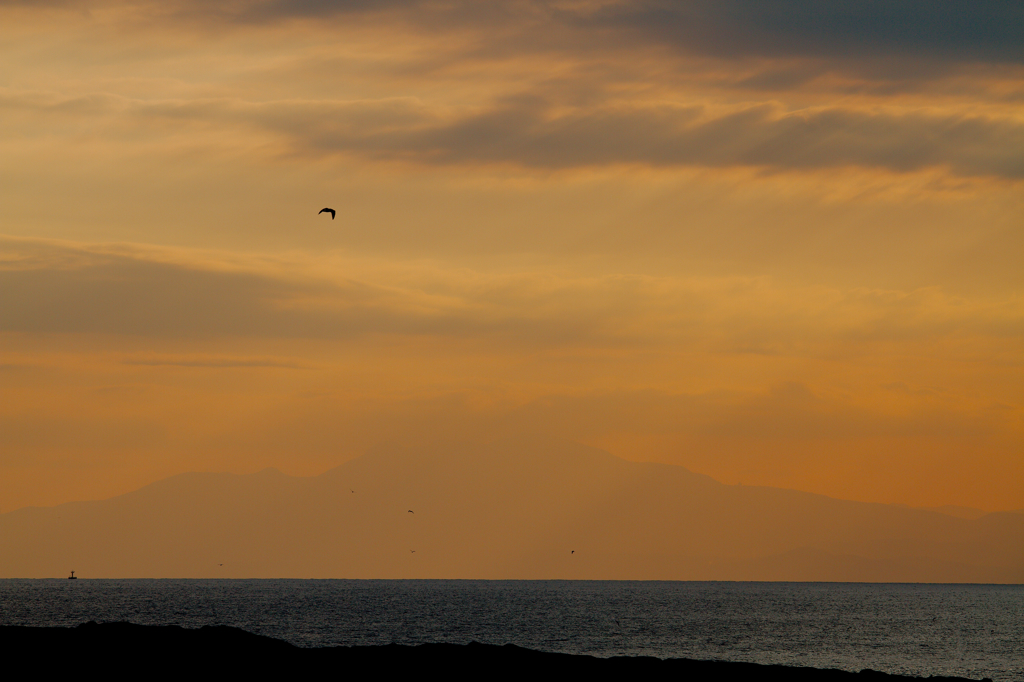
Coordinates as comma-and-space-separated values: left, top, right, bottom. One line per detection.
408, 510, 414, 514
319, 207, 336, 219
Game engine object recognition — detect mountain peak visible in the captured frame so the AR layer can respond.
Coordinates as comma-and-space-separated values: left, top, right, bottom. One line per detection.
2, 438, 1021, 581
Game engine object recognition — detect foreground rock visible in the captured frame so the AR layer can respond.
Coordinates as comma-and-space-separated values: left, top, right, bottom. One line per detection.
1, 622, 988, 681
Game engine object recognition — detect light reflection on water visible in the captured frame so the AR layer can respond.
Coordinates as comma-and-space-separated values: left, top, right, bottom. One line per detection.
1, 580, 1021, 681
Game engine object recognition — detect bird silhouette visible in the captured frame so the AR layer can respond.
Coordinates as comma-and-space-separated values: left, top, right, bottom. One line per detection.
319, 208, 335, 219
408, 510, 414, 514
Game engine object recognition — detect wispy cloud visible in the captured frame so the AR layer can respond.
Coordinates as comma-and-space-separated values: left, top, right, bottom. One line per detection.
3, 236, 1021, 349
121, 353, 305, 368
5, 87, 1022, 177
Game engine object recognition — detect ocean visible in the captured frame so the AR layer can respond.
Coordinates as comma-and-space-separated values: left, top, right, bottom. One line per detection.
1, 580, 1021, 680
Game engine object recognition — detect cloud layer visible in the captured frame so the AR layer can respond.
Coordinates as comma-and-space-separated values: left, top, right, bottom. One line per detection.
4, 236, 1022, 347
32, 1, 1020, 64
6, 87, 1023, 177
586, 0, 1024, 63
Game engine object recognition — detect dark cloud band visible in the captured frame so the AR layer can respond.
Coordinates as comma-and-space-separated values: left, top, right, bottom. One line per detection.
586, 0, 1024, 64
265, 98, 1024, 178
6, 0, 1019, 64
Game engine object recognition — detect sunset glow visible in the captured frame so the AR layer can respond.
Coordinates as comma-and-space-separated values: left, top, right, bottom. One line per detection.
2, 0, 1022, 521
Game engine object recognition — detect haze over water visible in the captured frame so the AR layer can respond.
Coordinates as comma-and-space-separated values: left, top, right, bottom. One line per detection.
3, 580, 1022, 681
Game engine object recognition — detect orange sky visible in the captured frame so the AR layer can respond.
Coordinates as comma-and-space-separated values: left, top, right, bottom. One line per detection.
2, 0, 1022, 514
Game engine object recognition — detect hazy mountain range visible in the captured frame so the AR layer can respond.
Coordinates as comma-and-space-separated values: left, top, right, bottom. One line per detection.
3, 437, 1021, 581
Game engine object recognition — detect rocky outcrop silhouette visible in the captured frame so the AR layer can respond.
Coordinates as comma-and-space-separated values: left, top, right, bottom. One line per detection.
0, 622, 991, 681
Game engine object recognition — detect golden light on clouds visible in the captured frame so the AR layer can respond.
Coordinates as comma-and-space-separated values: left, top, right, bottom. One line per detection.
2, 1, 1022, 521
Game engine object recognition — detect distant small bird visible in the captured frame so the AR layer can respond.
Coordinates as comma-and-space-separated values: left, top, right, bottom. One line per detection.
410, 550, 416, 553
319, 208, 335, 219
408, 510, 414, 514
571, 550, 574, 554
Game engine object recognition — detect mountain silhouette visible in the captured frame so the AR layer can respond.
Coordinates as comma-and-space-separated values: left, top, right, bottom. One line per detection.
2, 436, 1021, 581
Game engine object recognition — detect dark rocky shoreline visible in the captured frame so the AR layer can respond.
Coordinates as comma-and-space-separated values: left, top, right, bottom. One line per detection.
1, 622, 989, 681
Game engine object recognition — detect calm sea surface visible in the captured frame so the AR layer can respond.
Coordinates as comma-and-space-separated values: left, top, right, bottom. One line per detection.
1, 580, 1021, 680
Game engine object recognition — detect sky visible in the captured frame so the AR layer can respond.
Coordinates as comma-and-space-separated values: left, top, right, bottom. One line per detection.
1, 0, 1022, 515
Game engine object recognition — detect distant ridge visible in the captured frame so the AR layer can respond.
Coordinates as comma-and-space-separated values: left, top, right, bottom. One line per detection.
2, 436, 1022, 581
900, 505, 990, 521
